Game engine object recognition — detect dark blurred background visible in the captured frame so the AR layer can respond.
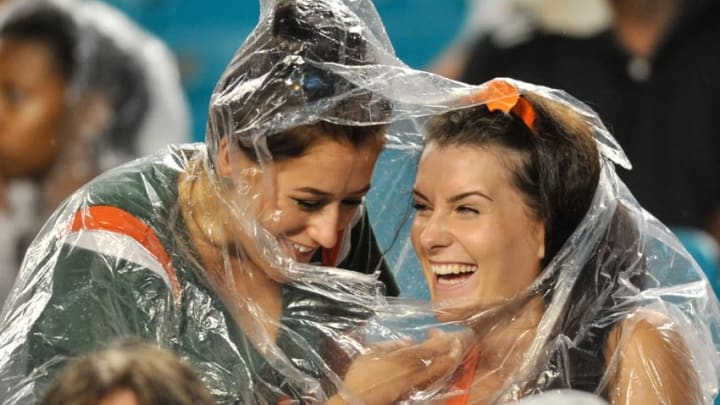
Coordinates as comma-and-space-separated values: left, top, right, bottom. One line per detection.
103, 0, 466, 142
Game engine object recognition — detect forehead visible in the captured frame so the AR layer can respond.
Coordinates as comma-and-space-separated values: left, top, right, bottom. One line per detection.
418, 143, 521, 186
273, 139, 379, 192
415, 144, 522, 200
0, 38, 62, 80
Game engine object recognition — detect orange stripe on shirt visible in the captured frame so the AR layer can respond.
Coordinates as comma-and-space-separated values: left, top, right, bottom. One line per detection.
446, 345, 480, 405
70, 205, 182, 304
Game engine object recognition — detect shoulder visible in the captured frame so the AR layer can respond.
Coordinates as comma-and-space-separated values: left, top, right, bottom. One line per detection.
604, 309, 702, 404
76, 144, 202, 221
605, 309, 682, 361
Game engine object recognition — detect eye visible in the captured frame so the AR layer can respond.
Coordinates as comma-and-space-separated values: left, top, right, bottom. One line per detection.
2, 85, 25, 106
412, 200, 429, 212
293, 198, 327, 212
341, 197, 363, 207
456, 205, 479, 215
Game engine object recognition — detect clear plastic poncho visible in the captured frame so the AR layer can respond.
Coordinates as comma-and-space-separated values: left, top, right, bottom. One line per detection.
0, 0, 718, 404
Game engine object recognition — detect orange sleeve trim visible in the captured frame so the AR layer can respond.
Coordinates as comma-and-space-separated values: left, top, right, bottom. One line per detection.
70, 205, 182, 304
321, 230, 345, 266
446, 345, 480, 405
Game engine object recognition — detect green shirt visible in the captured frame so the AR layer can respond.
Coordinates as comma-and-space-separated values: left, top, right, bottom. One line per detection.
0, 144, 395, 404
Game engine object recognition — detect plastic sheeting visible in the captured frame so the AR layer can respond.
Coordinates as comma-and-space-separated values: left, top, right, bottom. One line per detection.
0, 0, 718, 404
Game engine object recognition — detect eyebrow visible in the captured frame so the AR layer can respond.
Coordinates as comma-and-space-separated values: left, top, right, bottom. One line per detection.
295, 185, 372, 198
449, 191, 493, 203
412, 189, 493, 203
412, 190, 429, 202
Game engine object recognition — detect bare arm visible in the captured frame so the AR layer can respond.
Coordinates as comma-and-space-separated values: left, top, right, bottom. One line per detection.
604, 310, 703, 405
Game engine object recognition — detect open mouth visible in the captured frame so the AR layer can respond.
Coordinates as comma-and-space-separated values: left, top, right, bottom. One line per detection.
279, 238, 318, 262
290, 242, 313, 254
432, 264, 478, 287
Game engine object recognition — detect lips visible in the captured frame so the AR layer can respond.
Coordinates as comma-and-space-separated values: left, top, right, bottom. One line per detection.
431, 263, 478, 289
290, 242, 313, 253
279, 238, 318, 262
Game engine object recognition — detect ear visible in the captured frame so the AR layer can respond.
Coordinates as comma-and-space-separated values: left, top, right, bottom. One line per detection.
71, 93, 112, 142
535, 222, 546, 260
216, 138, 261, 187
217, 137, 233, 179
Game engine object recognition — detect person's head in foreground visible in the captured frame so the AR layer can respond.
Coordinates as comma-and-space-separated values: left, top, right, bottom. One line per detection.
41, 338, 215, 405
194, 1, 390, 265
411, 79, 707, 404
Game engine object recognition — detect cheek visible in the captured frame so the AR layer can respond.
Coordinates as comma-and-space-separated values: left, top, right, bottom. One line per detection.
0, 96, 66, 172
260, 198, 309, 237
410, 219, 437, 292
410, 218, 424, 250
18, 89, 67, 136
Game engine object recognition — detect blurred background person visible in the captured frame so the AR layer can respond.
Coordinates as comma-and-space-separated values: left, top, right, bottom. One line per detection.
451, 0, 720, 248
0, 0, 190, 306
41, 338, 216, 405
428, 0, 612, 79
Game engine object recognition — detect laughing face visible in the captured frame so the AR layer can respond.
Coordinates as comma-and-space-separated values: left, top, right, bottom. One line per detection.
220, 136, 381, 264
411, 142, 545, 316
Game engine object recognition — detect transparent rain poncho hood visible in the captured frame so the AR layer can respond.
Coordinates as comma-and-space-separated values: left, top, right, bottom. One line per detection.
0, 0, 719, 404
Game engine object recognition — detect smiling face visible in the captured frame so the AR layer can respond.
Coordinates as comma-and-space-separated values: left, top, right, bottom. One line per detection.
221, 136, 381, 263
411, 142, 545, 312
0, 38, 69, 178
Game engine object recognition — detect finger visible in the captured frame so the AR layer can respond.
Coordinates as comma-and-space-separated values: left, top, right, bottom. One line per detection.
407, 337, 464, 388
427, 328, 447, 339
390, 333, 464, 372
408, 331, 464, 357
367, 337, 414, 355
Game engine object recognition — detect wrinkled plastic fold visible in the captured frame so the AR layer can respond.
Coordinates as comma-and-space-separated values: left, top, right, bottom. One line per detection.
0, 0, 718, 404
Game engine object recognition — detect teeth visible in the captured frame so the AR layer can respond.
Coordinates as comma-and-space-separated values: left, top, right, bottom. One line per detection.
431, 264, 477, 276
438, 277, 467, 285
291, 242, 313, 253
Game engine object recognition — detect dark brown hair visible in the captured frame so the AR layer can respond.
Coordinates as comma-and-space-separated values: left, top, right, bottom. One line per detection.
41, 338, 215, 405
239, 121, 386, 163
207, 0, 391, 162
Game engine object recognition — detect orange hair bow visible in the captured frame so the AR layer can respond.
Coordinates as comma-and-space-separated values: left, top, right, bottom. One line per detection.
469, 79, 537, 133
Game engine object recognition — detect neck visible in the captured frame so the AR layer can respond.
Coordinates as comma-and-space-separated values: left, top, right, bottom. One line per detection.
478, 296, 542, 367
465, 296, 544, 403
611, 0, 680, 59
179, 158, 283, 342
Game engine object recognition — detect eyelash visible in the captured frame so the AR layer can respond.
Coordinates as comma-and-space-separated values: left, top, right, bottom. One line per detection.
412, 201, 429, 211
293, 198, 364, 212
294, 199, 326, 211
342, 198, 364, 207
412, 202, 479, 215
457, 205, 479, 215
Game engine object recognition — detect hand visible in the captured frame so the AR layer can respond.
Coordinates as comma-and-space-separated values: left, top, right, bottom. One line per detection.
331, 329, 468, 405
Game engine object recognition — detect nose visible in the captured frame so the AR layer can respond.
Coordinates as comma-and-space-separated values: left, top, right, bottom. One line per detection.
419, 213, 453, 252
307, 204, 341, 249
